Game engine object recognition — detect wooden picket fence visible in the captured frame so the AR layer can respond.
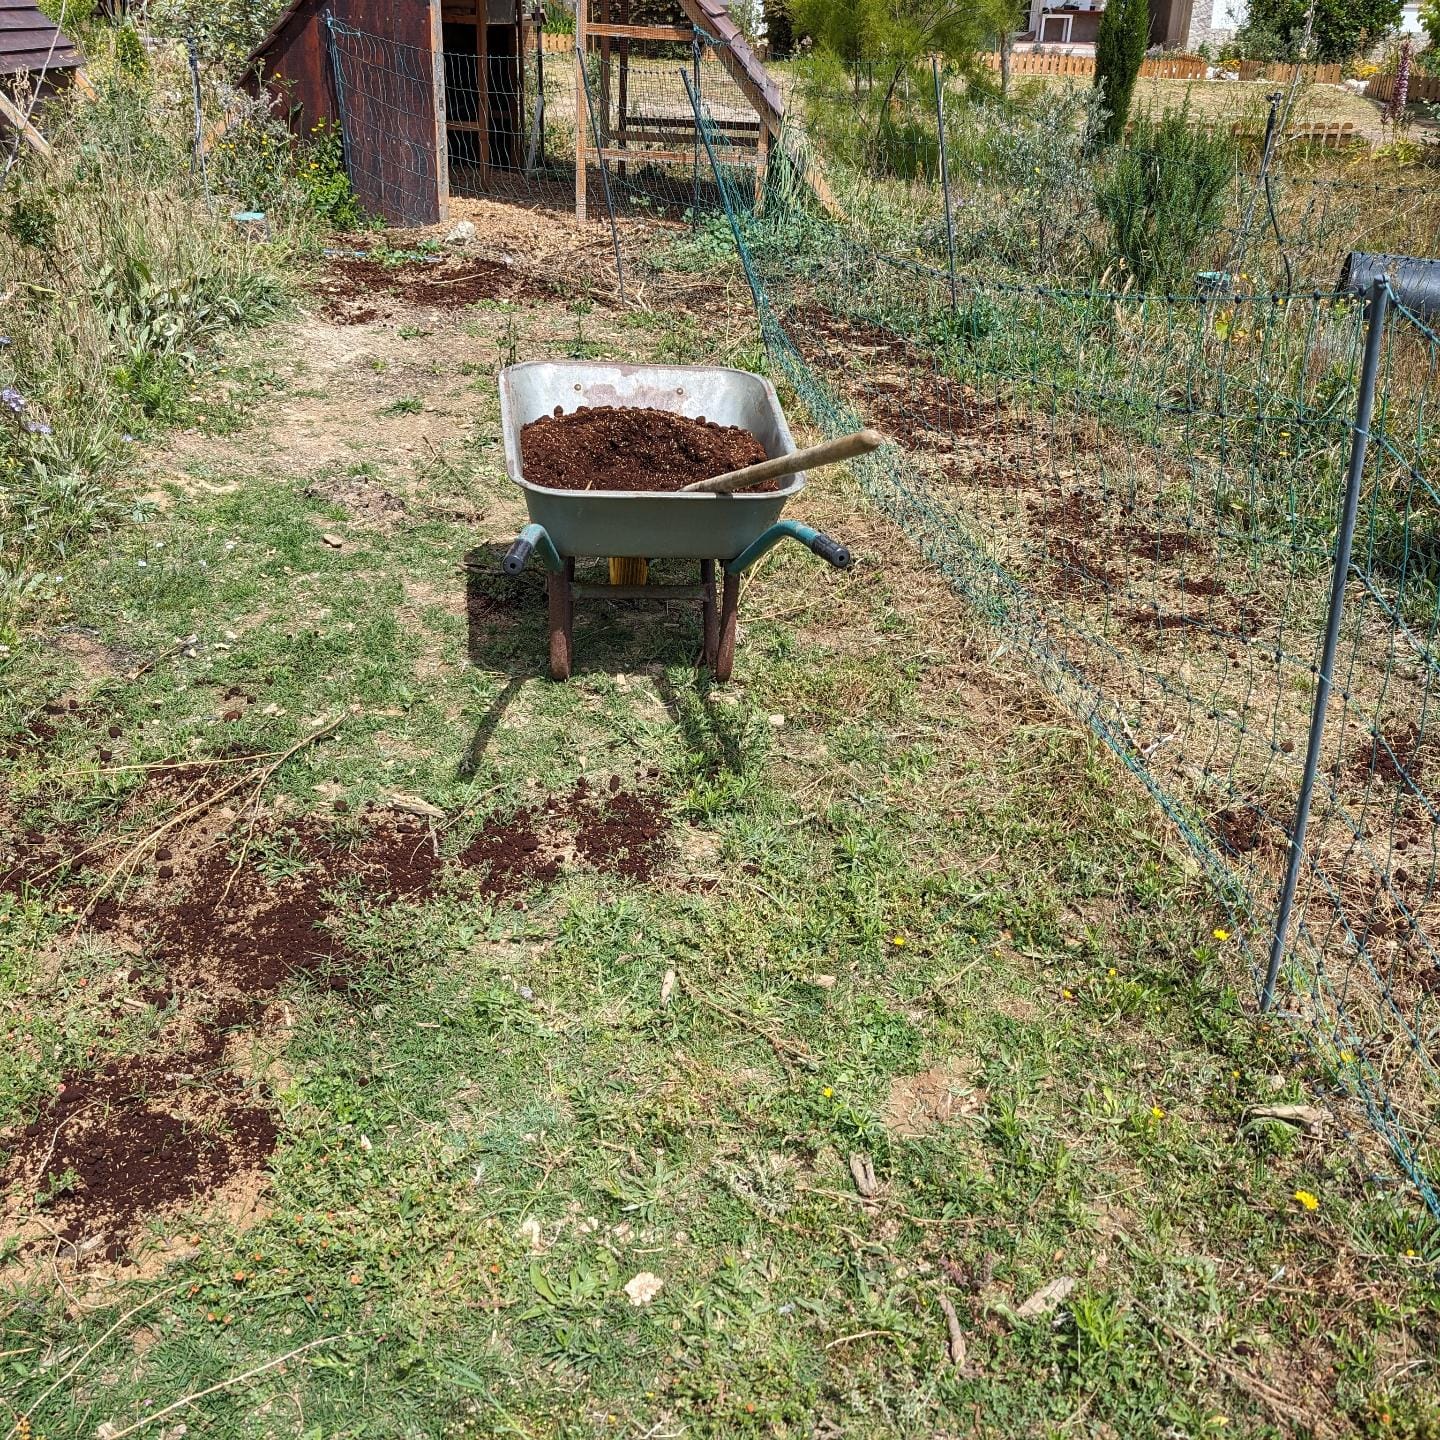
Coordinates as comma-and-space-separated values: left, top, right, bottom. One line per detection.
1366, 70, 1440, 104
1236, 60, 1344, 84
980, 51, 1206, 80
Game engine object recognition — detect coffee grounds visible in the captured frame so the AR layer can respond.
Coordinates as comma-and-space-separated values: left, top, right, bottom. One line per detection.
10, 1042, 277, 1259
572, 789, 668, 881
521, 406, 770, 493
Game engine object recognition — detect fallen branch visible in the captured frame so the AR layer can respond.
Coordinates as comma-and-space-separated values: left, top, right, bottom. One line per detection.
935, 1291, 969, 1372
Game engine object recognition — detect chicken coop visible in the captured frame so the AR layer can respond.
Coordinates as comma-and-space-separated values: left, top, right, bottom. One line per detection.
249, 0, 790, 226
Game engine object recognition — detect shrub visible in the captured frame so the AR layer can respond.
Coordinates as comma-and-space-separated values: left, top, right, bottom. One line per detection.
1093, 0, 1149, 147
1095, 107, 1234, 290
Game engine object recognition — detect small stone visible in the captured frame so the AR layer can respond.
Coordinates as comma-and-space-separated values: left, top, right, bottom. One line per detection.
322, 533, 344, 549
768, 713, 786, 728
809, 973, 837, 989
445, 219, 477, 244
623, 1272, 664, 1307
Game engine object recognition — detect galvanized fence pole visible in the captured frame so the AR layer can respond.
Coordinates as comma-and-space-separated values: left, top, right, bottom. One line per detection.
1227, 89, 1281, 286
691, 33, 703, 225
576, 43, 627, 304
186, 35, 210, 198
931, 55, 958, 314
1261, 277, 1391, 1012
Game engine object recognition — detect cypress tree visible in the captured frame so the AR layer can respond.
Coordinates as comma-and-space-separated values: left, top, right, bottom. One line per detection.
1093, 0, 1149, 146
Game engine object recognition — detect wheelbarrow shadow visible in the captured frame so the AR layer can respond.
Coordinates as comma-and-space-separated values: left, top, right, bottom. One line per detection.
459, 543, 721, 777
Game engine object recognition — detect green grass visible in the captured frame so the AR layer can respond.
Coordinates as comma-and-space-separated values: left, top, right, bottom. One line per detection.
1, 229, 1438, 1440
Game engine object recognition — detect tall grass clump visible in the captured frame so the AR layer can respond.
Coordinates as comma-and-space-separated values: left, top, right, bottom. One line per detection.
0, 34, 332, 645
1095, 107, 1234, 289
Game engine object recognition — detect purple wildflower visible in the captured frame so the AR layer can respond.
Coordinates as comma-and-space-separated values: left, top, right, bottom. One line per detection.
24, 420, 52, 436
0, 336, 11, 347
1, 386, 24, 413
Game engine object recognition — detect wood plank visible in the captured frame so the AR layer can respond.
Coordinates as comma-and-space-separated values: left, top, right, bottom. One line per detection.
430, 0, 450, 222
584, 22, 690, 40
0, 84, 50, 155
595, 145, 754, 165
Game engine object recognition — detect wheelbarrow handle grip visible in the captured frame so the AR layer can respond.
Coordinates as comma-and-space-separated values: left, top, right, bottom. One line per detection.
502, 536, 535, 575
809, 531, 853, 569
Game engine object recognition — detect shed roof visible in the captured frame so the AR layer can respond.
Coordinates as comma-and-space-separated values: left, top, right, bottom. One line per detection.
0, 0, 82, 77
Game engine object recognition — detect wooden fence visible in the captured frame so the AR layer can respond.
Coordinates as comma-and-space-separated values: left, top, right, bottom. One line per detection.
1366, 70, 1440, 104
1236, 60, 1344, 84
980, 51, 1206, 80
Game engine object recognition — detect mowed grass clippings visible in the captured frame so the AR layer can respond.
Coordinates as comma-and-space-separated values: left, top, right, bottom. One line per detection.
0, 204, 1437, 1440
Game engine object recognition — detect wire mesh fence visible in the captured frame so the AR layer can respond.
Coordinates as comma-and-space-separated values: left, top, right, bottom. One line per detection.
690, 95, 1440, 1217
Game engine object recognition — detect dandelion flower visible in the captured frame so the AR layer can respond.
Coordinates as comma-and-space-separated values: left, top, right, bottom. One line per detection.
1151, 1104, 1165, 1120
1107, 966, 1117, 977
1293, 1189, 1320, 1212
821, 1085, 833, 1098
891, 934, 907, 947
1213, 928, 1230, 942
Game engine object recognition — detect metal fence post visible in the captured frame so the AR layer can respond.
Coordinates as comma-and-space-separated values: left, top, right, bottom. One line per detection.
186, 35, 208, 194
691, 32, 703, 225
1261, 277, 1390, 1012
1227, 89, 1281, 286
576, 44, 626, 303
322, 13, 352, 185
931, 55, 958, 314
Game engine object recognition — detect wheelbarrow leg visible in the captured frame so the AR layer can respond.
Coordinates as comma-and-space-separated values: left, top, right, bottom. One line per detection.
714, 572, 740, 683
548, 558, 575, 680
701, 560, 719, 671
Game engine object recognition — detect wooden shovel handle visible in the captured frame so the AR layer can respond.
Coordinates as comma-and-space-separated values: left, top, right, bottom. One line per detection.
678, 428, 885, 495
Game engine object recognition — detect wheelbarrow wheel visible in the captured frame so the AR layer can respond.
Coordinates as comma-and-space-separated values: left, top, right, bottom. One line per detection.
701, 560, 719, 670
714, 572, 740, 683
548, 559, 574, 680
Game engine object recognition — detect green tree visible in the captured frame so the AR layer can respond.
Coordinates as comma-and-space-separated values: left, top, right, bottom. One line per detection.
795, 0, 1013, 101
1234, 0, 1403, 63
766, 0, 796, 58
1093, 0, 1149, 146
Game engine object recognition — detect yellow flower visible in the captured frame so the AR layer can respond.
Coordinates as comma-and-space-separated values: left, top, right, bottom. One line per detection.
1406, 1248, 1417, 1257
1151, 1105, 1165, 1119
1107, 966, 1117, 977
1061, 988, 1074, 999
1340, 1050, 1355, 1064
1293, 1189, 1320, 1212
891, 934, 907, 947
1213, 928, 1230, 942
821, 1086, 833, 1098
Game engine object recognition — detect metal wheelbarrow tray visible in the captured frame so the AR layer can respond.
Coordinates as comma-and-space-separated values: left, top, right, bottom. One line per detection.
498, 361, 852, 681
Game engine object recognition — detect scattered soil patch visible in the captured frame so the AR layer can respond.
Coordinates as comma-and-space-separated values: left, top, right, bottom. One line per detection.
459, 775, 671, 899
521, 407, 769, 493
1047, 539, 1118, 594
570, 781, 668, 881
305, 475, 409, 530
1213, 802, 1290, 858
1353, 722, 1429, 790
1, 825, 89, 899
458, 806, 562, 899
1123, 527, 1209, 562
318, 256, 547, 322
5, 1039, 276, 1261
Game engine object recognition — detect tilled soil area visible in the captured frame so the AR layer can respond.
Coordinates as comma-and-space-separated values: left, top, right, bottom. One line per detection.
520, 406, 770, 492
1, 760, 674, 1271
317, 254, 552, 324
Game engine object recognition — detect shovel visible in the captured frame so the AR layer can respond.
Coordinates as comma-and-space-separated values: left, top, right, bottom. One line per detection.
678, 428, 885, 495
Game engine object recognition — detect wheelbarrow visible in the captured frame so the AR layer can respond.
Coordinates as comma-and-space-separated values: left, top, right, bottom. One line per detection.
497, 360, 853, 681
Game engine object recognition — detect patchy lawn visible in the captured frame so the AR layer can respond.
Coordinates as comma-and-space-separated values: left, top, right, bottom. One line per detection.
2, 201, 1437, 1439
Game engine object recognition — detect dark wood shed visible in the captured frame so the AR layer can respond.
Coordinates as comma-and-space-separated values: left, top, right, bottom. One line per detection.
0, 0, 82, 82
251, 0, 532, 227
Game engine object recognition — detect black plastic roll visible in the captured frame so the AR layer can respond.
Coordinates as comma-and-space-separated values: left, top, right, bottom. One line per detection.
1340, 252, 1440, 318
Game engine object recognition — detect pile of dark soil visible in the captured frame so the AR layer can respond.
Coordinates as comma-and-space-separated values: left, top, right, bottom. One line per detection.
8, 1039, 276, 1260
458, 806, 562, 898
319, 255, 546, 323
570, 776, 668, 881
521, 407, 769, 493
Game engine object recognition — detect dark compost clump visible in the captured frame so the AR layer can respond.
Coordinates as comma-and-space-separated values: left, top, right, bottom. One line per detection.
521, 406, 769, 493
